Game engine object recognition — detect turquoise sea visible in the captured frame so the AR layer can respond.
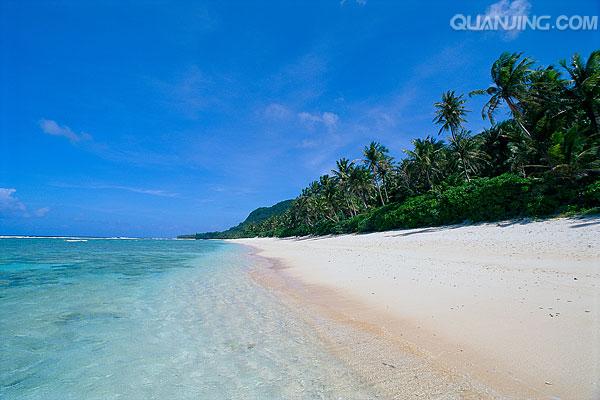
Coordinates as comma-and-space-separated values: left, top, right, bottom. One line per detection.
0, 238, 375, 399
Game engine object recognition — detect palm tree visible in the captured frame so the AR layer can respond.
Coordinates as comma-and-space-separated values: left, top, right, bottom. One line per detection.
525, 66, 570, 140
560, 51, 600, 136
332, 158, 353, 181
292, 194, 311, 227
332, 158, 357, 216
319, 175, 341, 222
475, 120, 517, 176
434, 91, 471, 180
348, 166, 373, 210
403, 136, 446, 191
363, 141, 392, 205
548, 126, 600, 178
470, 52, 534, 137
447, 130, 488, 181
385, 163, 413, 202
433, 90, 468, 140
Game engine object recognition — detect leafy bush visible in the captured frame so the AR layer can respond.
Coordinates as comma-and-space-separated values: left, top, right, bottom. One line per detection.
312, 220, 336, 236
356, 203, 401, 232
438, 174, 531, 222
332, 214, 368, 233
355, 174, 534, 233
377, 195, 439, 230
584, 179, 600, 207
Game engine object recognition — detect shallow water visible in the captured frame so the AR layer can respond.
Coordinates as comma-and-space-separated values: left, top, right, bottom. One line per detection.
0, 238, 375, 399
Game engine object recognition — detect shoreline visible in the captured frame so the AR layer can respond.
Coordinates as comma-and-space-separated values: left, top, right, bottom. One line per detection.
234, 217, 600, 399
245, 249, 503, 399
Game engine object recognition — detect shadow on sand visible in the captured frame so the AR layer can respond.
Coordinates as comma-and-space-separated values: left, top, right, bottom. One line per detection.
276, 214, 600, 241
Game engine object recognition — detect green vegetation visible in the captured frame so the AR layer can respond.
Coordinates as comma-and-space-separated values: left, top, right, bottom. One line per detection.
178, 200, 293, 239
184, 51, 600, 239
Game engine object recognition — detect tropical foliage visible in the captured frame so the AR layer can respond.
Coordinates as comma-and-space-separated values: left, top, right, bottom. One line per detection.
187, 51, 600, 239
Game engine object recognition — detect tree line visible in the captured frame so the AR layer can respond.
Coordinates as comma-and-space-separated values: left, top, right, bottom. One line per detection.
198, 51, 600, 239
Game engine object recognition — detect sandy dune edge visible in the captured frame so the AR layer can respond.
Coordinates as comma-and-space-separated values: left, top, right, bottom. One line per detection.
233, 217, 600, 399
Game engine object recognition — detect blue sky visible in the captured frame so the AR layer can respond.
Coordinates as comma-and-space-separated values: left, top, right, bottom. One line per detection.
1, 0, 598, 237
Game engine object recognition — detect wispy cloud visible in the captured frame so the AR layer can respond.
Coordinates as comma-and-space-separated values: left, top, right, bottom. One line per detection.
106, 185, 178, 197
52, 182, 179, 198
208, 184, 257, 196
162, 66, 210, 117
151, 66, 234, 119
338, 43, 470, 143
0, 188, 48, 218
34, 207, 50, 217
38, 118, 186, 168
39, 119, 92, 142
0, 188, 26, 214
483, 0, 531, 39
261, 100, 340, 129
298, 111, 339, 129
268, 51, 330, 103
253, 42, 473, 175
340, 0, 366, 6
263, 103, 293, 120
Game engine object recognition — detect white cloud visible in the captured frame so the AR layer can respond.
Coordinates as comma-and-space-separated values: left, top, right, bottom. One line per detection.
298, 111, 339, 129
0, 188, 49, 218
0, 188, 26, 214
486, 0, 531, 19
34, 207, 50, 217
298, 138, 318, 149
321, 112, 340, 127
39, 119, 92, 142
52, 182, 178, 198
108, 186, 178, 197
263, 103, 292, 120
38, 121, 183, 167
483, 0, 531, 39
340, 0, 366, 5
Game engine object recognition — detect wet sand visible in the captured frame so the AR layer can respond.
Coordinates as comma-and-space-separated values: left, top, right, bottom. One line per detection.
236, 217, 600, 399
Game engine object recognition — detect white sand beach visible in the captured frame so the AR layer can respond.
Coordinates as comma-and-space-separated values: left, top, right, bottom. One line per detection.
236, 217, 600, 399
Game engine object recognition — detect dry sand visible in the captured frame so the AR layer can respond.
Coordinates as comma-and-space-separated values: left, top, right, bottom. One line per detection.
234, 217, 600, 399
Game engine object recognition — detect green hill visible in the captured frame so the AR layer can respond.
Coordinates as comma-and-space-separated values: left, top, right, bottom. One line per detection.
242, 200, 294, 224
178, 199, 293, 239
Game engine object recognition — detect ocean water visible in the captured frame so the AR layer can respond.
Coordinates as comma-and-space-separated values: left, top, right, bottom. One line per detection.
0, 238, 376, 399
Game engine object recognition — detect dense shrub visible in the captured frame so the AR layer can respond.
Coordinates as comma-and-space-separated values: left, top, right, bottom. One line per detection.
438, 174, 531, 222
584, 179, 600, 207
352, 174, 534, 232
335, 214, 369, 233
312, 220, 336, 236
322, 173, 597, 235
383, 195, 441, 229
355, 203, 400, 232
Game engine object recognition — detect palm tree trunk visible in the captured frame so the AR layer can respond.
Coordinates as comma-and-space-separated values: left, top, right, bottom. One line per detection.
371, 166, 385, 206
381, 175, 390, 203
324, 214, 336, 223
505, 97, 532, 137
350, 197, 358, 216
377, 184, 385, 206
344, 197, 354, 217
584, 100, 600, 137
426, 169, 432, 190
360, 194, 368, 210
461, 156, 471, 181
